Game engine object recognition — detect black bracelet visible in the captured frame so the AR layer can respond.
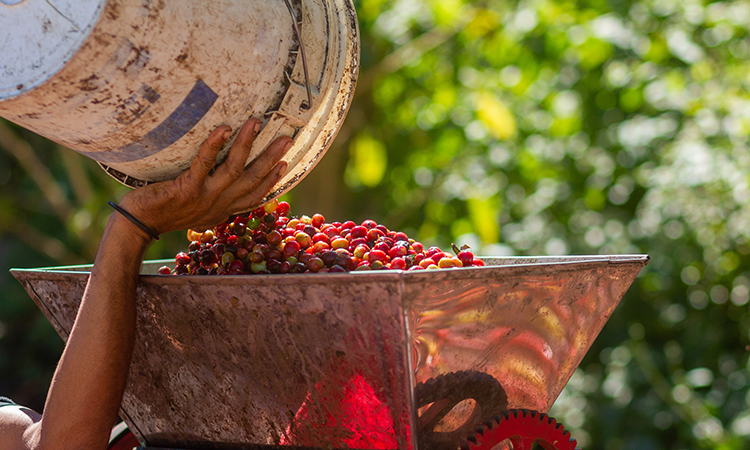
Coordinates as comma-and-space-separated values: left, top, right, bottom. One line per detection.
108, 201, 160, 240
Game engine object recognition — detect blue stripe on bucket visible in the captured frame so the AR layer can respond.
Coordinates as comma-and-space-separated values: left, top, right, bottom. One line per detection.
85, 79, 218, 164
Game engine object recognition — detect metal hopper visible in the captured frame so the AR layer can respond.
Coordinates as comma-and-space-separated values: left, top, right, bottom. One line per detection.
11, 254, 648, 450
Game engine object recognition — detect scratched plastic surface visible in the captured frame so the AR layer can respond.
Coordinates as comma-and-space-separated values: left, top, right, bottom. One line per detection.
11, 255, 647, 450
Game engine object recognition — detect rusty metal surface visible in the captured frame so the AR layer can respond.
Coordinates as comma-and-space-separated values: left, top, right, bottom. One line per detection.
11, 255, 648, 449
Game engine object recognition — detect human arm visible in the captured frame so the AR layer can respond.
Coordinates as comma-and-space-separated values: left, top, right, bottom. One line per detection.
0, 118, 291, 450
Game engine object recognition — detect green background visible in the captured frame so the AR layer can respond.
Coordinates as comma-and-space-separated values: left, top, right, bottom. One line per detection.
2, 0, 750, 448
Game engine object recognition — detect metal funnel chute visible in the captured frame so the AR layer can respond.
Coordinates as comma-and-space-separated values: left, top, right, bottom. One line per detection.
11, 255, 648, 449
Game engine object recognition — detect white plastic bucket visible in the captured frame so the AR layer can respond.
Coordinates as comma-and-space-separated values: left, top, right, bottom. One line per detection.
0, 0, 359, 200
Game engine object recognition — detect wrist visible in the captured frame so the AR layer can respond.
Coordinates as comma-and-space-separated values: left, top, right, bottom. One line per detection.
105, 212, 155, 249
109, 200, 160, 240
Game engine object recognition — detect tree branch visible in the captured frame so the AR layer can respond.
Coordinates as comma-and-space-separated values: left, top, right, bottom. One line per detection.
0, 121, 72, 221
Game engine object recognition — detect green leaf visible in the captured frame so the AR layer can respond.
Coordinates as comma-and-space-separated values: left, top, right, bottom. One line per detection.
467, 196, 500, 244
475, 92, 518, 140
348, 133, 388, 188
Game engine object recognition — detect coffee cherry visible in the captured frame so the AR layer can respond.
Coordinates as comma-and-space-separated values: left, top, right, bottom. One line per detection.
200, 230, 215, 244
312, 241, 330, 253
253, 231, 268, 244
350, 226, 367, 239
389, 245, 408, 259
457, 250, 474, 267
291, 263, 308, 273
353, 245, 368, 260
298, 253, 312, 266
311, 213, 325, 229
200, 249, 215, 264
173, 202, 484, 276
276, 201, 291, 216
264, 199, 279, 214
235, 224, 248, 237
393, 232, 409, 242
430, 253, 446, 265
335, 254, 355, 271
158, 266, 172, 275
303, 225, 317, 237
267, 230, 282, 246
438, 257, 463, 268
283, 241, 301, 259
267, 259, 282, 274
390, 257, 407, 270
321, 251, 338, 267
312, 232, 328, 244
368, 250, 388, 263
267, 249, 283, 261
426, 246, 441, 257
367, 228, 385, 242
331, 237, 349, 249
175, 252, 191, 265
249, 251, 264, 263
250, 261, 267, 273
307, 257, 325, 272
221, 252, 235, 267
295, 232, 311, 248
373, 242, 390, 254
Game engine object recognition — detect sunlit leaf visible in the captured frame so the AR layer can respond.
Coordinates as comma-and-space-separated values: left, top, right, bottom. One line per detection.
467, 196, 500, 244
475, 92, 518, 140
348, 133, 388, 187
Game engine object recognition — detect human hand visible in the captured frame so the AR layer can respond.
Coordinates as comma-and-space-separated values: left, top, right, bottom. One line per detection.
118, 117, 291, 236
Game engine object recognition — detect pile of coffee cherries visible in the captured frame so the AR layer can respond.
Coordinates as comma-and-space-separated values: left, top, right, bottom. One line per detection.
160, 200, 485, 275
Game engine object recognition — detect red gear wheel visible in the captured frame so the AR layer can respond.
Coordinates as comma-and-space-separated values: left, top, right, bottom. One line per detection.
460, 409, 579, 450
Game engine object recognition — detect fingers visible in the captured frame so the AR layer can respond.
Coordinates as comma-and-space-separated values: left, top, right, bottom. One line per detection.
221, 135, 292, 195
212, 118, 262, 186
187, 125, 232, 185
226, 161, 288, 213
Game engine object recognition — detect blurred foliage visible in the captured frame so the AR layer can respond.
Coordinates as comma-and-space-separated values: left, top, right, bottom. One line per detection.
2, 0, 750, 448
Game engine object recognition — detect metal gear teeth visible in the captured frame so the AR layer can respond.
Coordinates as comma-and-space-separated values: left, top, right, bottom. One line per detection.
460, 408, 579, 450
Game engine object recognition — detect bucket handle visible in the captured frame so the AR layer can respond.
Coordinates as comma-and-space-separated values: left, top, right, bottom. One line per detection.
283, 0, 313, 111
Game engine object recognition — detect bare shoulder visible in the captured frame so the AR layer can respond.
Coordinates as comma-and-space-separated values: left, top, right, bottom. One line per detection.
0, 406, 41, 450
